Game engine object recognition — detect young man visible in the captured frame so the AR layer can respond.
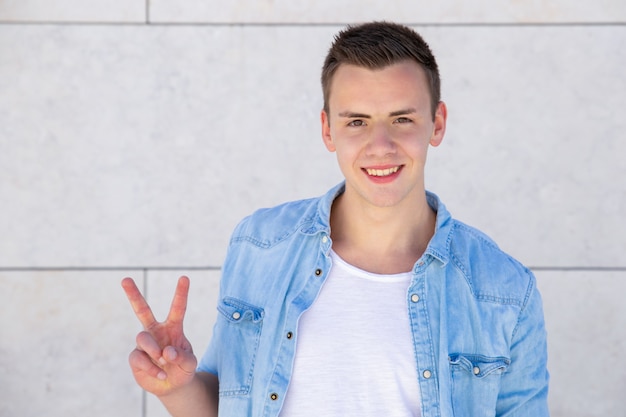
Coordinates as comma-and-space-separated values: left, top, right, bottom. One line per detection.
122, 22, 549, 417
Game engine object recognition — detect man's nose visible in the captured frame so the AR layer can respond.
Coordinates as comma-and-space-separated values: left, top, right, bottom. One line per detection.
365, 125, 396, 156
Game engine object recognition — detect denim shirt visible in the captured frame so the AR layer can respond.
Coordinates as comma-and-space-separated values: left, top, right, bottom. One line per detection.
198, 183, 549, 417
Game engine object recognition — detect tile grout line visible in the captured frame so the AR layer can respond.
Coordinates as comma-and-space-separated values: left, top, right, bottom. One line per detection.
0, 266, 222, 271
142, 268, 148, 417
529, 267, 626, 272
0, 266, 625, 272
0, 20, 623, 27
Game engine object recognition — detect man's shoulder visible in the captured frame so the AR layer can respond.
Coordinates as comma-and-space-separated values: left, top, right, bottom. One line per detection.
229, 195, 326, 248
447, 219, 535, 303
448, 219, 503, 255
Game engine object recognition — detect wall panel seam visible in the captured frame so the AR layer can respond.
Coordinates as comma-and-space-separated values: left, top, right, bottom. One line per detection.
1, 266, 625, 272
0, 21, 624, 28
0, 266, 223, 271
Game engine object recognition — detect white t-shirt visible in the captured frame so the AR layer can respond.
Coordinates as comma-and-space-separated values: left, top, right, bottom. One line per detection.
279, 250, 422, 416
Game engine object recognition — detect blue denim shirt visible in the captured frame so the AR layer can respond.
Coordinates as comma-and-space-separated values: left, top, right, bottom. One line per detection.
198, 183, 549, 417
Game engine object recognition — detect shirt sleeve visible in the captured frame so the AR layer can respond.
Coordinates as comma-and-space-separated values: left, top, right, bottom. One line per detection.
496, 272, 550, 416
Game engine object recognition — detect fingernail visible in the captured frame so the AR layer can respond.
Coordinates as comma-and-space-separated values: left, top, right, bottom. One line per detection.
158, 357, 167, 365
157, 371, 167, 380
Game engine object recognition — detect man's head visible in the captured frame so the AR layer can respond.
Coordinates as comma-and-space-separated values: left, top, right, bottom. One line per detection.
321, 22, 441, 120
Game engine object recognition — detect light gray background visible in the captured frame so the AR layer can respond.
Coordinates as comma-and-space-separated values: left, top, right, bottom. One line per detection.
0, 1, 624, 416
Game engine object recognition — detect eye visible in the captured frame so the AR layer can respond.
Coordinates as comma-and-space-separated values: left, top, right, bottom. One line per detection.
347, 119, 366, 127
394, 117, 413, 124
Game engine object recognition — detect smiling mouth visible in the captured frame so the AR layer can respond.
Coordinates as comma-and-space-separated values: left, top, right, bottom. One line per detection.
365, 166, 400, 177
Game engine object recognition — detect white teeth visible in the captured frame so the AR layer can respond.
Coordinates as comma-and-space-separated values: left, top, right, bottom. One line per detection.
366, 166, 399, 176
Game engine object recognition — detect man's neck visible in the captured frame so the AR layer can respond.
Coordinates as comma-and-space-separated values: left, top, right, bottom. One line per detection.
329, 190, 436, 275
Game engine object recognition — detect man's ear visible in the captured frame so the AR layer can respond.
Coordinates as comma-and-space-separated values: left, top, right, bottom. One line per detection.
430, 101, 447, 147
321, 110, 336, 152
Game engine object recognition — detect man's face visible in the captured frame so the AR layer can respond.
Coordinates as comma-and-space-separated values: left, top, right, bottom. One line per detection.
321, 60, 446, 209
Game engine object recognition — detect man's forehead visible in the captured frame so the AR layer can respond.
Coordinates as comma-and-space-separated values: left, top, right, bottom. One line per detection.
325, 61, 433, 118
329, 61, 429, 94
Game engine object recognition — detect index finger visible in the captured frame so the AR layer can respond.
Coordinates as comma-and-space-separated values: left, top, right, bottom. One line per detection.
121, 277, 158, 329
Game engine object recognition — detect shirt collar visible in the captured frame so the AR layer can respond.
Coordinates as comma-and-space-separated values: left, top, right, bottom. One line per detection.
311, 182, 453, 266
424, 191, 452, 266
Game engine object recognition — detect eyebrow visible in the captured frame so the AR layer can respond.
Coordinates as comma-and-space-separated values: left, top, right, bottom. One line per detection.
389, 108, 417, 117
338, 111, 370, 119
337, 108, 417, 118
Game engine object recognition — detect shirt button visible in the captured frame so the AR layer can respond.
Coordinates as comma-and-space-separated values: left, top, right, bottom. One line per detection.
322, 236, 328, 243
232, 312, 241, 320
423, 370, 432, 379
473, 366, 480, 375
286, 331, 293, 339
411, 294, 420, 303
270, 393, 279, 401
315, 269, 322, 276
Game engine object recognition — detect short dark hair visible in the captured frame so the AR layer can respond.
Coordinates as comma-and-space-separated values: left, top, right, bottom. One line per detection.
321, 21, 441, 119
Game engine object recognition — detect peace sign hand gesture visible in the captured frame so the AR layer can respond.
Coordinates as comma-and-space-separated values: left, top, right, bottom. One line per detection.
122, 276, 198, 397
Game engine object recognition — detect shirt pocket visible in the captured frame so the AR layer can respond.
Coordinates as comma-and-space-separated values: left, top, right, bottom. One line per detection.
448, 353, 510, 417
215, 296, 264, 397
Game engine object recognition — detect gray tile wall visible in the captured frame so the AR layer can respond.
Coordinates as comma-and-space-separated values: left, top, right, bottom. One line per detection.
1, 2, 624, 416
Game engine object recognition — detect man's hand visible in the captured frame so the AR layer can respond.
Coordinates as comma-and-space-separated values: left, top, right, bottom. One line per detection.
121, 276, 198, 397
